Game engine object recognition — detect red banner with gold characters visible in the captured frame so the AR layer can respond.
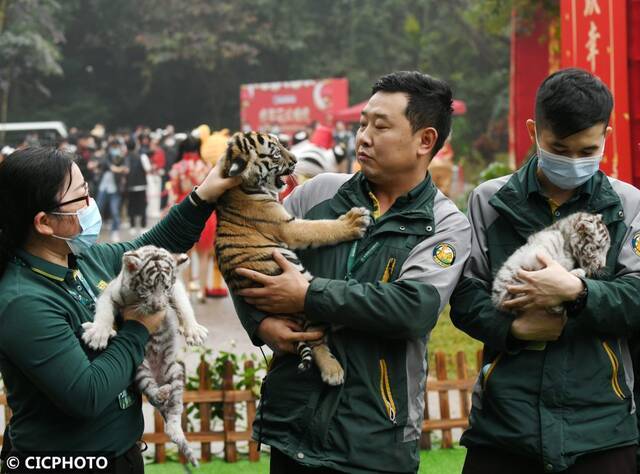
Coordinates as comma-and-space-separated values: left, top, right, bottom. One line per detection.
240, 78, 349, 136
561, 0, 633, 182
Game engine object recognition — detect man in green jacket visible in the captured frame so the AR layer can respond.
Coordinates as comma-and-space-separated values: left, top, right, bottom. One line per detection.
232, 71, 471, 473
451, 68, 640, 473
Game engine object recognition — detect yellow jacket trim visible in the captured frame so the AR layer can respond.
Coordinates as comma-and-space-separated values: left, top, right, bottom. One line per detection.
379, 359, 397, 422
602, 341, 625, 400
483, 353, 503, 389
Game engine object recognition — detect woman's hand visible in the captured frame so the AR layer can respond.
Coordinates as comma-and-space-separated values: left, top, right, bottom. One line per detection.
195, 158, 242, 203
122, 306, 166, 334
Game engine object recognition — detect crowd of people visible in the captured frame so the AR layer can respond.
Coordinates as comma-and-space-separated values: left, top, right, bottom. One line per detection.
0, 120, 363, 241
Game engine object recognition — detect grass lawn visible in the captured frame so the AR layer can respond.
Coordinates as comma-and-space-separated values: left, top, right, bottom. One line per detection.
428, 306, 482, 377
145, 447, 467, 473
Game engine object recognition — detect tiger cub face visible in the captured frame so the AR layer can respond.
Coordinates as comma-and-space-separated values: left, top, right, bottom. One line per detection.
122, 245, 189, 313
222, 131, 296, 194
560, 212, 610, 276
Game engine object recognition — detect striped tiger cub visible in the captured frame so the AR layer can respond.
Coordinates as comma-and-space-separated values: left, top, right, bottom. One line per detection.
215, 131, 371, 386
82, 245, 208, 466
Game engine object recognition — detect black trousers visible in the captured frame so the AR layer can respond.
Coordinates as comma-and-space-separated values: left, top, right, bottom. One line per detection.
462, 445, 637, 474
270, 448, 344, 474
112, 443, 144, 474
127, 190, 147, 228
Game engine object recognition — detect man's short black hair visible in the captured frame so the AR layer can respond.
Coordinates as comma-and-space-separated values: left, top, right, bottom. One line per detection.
535, 68, 613, 139
371, 71, 453, 157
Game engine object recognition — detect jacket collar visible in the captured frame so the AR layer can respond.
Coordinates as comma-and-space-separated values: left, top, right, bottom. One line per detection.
331, 171, 437, 223
13, 249, 73, 282
489, 156, 623, 240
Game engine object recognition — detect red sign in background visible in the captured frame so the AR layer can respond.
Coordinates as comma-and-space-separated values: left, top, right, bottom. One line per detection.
508, 10, 555, 168
561, 0, 633, 182
240, 78, 349, 135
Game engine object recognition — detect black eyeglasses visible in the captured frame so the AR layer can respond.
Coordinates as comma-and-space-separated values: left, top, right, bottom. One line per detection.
55, 182, 90, 208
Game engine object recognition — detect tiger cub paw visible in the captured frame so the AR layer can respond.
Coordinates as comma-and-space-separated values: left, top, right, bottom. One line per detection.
181, 323, 209, 346
570, 268, 586, 278
186, 451, 199, 468
320, 359, 345, 386
339, 207, 371, 239
545, 305, 565, 315
155, 384, 172, 405
82, 322, 117, 350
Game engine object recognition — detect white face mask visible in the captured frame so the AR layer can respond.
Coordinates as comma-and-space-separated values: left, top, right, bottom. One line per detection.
536, 135, 605, 190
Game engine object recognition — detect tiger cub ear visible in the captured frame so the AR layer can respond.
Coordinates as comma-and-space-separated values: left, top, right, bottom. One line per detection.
224, 133, 250, 177
173, 253, 190, 269
123, 251, 141, 272
227, 157, 247, 177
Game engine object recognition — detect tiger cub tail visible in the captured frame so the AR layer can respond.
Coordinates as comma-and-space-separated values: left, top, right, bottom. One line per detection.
297, 341, 313, 372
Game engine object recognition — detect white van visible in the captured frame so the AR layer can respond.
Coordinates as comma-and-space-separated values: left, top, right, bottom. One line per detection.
0, 121, 68, 148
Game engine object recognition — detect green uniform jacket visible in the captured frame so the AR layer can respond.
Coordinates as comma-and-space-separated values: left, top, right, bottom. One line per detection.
233, 172, 471, 473
0, 194, 215, 456
450, 157, 640, 472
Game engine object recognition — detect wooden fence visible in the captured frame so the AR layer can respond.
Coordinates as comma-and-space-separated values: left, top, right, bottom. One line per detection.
0, 350, 481, 461
421, 350, 482, 449
143, 358, 260, 464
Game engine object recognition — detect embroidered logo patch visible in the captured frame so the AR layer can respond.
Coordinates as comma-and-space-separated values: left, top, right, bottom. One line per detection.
632, 232, 640, 257
433, 243, 456, 267
97, 280, 108, 291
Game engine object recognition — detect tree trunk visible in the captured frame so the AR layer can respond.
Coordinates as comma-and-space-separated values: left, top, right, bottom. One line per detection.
0, 78, 9, 137
0, 0, 9, 32
0, 0, 9, 143
0, 65, 10, 144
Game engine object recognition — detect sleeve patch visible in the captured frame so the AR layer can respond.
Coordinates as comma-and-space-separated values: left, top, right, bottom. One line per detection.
433, 243, 456, 267
632, 232, 640, 257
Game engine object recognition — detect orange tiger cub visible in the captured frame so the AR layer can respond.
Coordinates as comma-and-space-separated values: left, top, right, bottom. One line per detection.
215, 131, 370, 385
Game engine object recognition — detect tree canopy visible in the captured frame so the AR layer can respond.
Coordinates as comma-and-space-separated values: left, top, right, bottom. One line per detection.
2, 0, 554, 163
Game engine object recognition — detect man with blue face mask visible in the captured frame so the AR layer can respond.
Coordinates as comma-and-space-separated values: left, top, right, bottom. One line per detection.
451, 68, 640, 473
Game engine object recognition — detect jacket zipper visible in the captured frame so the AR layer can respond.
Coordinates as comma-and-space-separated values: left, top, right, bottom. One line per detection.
379, 359, 397, 424
482, 353, 503, 390
602, 341, 625, 400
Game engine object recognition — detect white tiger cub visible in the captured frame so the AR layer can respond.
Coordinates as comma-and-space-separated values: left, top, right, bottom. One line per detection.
492, 212, 610, 314
82, 245, 208, 467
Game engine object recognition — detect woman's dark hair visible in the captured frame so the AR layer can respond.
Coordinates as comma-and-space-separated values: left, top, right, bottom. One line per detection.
0, 147, 75, 278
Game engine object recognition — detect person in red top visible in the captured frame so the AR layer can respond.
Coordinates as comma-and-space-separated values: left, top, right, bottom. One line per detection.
169, 136, 219, 302
149, 138, 166, 172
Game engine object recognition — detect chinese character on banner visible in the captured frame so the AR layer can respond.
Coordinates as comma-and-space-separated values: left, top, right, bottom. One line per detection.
585, 21, 600, 72
583, 0, 601, 16
561, 0, 633, 183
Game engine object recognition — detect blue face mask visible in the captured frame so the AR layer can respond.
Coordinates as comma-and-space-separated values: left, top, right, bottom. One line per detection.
50, 198, 103, 255
536, 136, 605, 190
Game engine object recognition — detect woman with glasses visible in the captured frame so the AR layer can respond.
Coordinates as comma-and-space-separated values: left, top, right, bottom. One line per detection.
0, 147, 240, 473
